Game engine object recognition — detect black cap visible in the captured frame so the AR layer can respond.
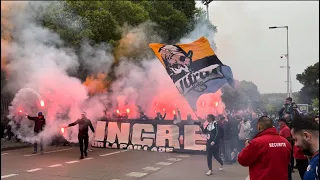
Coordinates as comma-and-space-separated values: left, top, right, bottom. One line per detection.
38, 112, 43, 116
279, 118, 286, 122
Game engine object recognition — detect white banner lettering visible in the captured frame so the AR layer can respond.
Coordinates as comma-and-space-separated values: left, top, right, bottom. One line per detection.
94, 121, 107, 141
132, 124, 155, 147
156, 125, 180, 149
106, 122, 130, 144
184, 125, 206, 151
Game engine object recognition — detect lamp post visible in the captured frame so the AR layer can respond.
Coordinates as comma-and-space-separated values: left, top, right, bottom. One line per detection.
269, 26, 290, 98
202, 0, 214, 20
280, 66, 292, 98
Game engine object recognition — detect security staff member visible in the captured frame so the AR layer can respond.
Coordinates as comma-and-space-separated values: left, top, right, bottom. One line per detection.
238, 116, 291, 180
65, 112, 95, 159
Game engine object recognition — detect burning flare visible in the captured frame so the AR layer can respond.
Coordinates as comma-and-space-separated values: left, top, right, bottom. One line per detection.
61, 127, 65, 134
40, 100, 45, 107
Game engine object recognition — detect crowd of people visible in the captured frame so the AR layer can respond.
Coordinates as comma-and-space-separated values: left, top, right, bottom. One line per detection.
1, 96, 319, 179
198, 97, 319, 180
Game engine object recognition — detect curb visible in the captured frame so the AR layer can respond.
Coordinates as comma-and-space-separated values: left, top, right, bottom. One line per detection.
1, 142, 80, 151
1, 144, 33, 151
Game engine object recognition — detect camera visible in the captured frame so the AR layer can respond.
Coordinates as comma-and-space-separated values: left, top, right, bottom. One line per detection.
194, 121, 202, 126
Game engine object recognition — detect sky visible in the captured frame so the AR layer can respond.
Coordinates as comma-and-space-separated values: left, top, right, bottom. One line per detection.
196, 1, 319, 94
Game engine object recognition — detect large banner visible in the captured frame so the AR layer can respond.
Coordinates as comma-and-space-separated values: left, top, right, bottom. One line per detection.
149, 37, 234, 110
92, 119, 208, 153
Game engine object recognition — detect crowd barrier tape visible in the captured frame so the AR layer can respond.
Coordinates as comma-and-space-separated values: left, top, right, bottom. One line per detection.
92, 118, 208, 153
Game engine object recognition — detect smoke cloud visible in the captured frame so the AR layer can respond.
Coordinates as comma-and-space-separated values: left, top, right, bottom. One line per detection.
4, 2, 227, 145
4, 2, 105, 143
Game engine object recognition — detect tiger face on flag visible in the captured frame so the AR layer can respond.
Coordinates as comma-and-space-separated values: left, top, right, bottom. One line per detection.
149, 37, 234, 110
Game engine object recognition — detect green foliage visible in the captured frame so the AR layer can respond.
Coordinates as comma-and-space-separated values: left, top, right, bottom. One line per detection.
312, 98, 319, 114
221, 80, 264, 111
296, 62, 319, 104
40, 1, 197, 46
266, 103, 277, 115
312, 98, 319, 108
34, 0, 201, 82
137, 1, 189, 43
261, 92, 300, 115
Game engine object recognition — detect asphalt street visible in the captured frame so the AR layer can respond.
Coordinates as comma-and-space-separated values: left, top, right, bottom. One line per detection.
1, 146, 301, 180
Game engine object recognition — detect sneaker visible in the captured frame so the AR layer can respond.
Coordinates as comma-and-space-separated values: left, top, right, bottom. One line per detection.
32, 151, 37, 154
89, 148, 93, 152
219, 166, 223, 171
40, 151, 44, 155
79, 156, 84, 159
206, 170, 212, 176
84, 151, 88, 157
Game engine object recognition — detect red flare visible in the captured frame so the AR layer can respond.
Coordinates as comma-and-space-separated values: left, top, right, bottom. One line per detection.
162, 108, 165, 112
126, 108, 130, 114
19, 109, 22, 113
61, 127, 65, 134
202, 101, 205, 107
116, 109, 120, 114
173, 110, 176, 115
40, 100, 45, 107
215, 102, 219, 107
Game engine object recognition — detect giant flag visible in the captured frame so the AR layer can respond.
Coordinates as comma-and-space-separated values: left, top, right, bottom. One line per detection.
149, 37, 234, 110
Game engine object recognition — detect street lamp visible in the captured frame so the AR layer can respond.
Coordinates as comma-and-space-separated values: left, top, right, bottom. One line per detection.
202, 0, 214, 20
269, 26, 291, 97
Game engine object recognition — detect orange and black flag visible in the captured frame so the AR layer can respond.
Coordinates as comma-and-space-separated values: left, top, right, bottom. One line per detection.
149, 37, 234, 110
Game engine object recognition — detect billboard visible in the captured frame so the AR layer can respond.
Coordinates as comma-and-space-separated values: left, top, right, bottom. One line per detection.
297, 104, 309, 113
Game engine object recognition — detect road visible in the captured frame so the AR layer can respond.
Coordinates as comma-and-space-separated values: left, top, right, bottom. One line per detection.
1, 146, 300, 180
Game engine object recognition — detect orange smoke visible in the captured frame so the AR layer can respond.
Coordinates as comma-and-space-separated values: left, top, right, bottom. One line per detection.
1, 1, 26, 76
1, 1, 14, 76
83, 73, 108, 95
114, 32, 138, 61
114, 24, 152, 62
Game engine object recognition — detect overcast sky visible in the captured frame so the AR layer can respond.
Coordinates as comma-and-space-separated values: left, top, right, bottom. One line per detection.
196, 1, 319, 94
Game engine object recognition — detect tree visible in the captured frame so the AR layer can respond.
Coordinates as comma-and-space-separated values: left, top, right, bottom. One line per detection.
266, 103, 278, 115
41, 1, 197, 46
221, 80, 264, 111
136, 0, 189, 43
296, 62, 319, 104
23, 1, 202, 86
311, 98, 319, 114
